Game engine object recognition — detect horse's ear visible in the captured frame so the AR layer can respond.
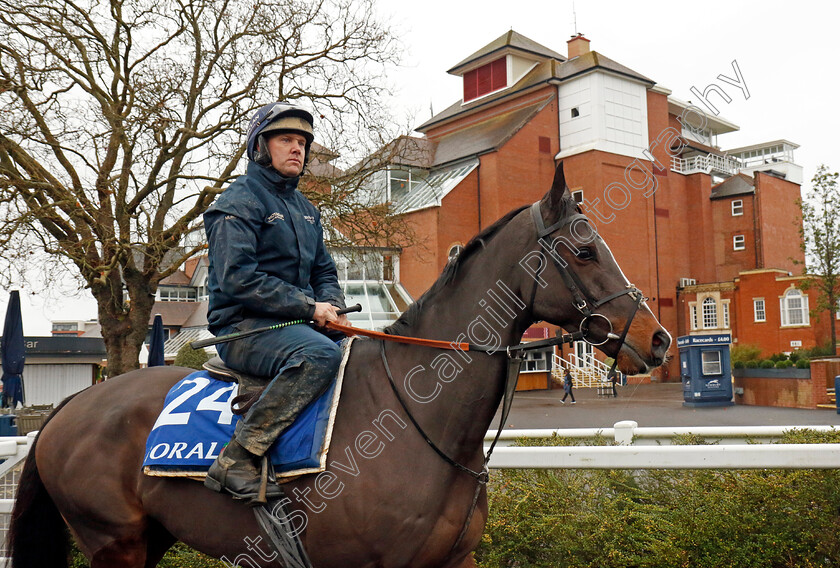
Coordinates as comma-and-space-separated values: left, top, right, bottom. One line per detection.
546, 161, 570, 211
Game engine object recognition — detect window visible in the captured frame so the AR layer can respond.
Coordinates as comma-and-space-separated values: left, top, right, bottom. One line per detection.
701, 350, 722, 375
388, 166, 426, 203
722, 302, 730, 328
690, 305, 698, 330
731, 199, 743, 216
733, 235, 745, 251
753, 298, 766, 322
159, 287, 197, 302
702, 297, 718, 329
522, 348, 552, 372
780, 288, 809, 327
463, 57, 507, 102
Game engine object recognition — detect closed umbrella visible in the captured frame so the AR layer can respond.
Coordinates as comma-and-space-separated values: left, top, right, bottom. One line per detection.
1, 291, 25, 408
147, 314, 165, 367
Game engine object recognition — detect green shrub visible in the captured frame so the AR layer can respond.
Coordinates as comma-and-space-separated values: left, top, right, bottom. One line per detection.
802, 342, 836, 359
789, 350, 802, 362
173, 343, 212, 370
476, 431, 840, 568
733, 360, 745, 369
775, 359, 794, 369
759, 359, 775, 369
745, 360, 759, 368
769, 352, 787, 362
796, 358, 811, 369
730, 343, 762, 363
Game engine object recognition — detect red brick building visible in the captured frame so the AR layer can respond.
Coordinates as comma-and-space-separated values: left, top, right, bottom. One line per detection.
679, 269, 835, 358
383, 30, 827, 384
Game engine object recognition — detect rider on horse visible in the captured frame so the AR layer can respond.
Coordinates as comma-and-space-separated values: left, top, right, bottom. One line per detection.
203, 102, 349, 502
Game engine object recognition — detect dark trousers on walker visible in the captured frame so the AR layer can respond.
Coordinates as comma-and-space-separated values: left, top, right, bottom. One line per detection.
217, 319, 343, 456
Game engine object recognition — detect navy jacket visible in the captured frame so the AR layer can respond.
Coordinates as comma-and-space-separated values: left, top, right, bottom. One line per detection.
204, 162, 345, 334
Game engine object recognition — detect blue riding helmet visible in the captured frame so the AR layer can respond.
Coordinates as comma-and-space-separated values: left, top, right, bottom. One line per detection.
246, 102, 315, 171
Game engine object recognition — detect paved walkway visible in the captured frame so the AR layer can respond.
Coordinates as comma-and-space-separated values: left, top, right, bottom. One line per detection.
493, 383, 840, 430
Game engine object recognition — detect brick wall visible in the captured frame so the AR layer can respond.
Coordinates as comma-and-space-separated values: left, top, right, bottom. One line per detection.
711, 193, 757, 281
733, 359, 840, 409
734, 375, 819, 408
754, 172, 805, 272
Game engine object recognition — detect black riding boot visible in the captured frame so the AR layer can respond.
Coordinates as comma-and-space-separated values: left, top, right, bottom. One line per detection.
204, 438, 283, 503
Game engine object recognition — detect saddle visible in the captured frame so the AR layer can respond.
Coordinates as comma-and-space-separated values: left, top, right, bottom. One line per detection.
203, 356, 266, 415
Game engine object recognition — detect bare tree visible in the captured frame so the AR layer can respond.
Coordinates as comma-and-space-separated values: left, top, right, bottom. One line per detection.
0, 0, 405, 375
797, 165, 840, 351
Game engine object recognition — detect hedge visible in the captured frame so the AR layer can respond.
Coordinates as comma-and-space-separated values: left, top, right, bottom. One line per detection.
476, 430, 840, 568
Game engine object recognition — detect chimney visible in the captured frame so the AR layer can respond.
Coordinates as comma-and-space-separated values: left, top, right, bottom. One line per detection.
567, 33, 590, 59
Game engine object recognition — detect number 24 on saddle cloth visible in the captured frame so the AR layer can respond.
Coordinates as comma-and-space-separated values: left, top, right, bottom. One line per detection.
142, 338, 354, 481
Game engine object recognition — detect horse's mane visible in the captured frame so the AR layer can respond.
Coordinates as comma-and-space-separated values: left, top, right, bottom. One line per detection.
384, 204, 531, 336
385, 191, 581, 336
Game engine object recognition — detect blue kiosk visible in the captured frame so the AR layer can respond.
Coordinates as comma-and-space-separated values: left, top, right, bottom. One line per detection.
677, 333, 734, 408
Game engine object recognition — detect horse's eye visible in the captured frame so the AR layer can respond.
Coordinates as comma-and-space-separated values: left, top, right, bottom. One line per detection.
576, 247, 595, 261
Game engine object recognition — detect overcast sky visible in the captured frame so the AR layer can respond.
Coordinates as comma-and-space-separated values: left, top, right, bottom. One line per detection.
4, 0, 838, 335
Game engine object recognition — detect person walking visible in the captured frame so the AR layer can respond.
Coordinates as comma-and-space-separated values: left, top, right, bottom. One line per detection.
561, 367, 576, 404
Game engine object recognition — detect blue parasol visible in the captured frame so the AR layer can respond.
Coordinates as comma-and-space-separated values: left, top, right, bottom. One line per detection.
147, 314, 165, 367
1, 291, 26, 408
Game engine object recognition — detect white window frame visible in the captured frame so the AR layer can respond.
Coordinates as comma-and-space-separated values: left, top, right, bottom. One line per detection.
701, 350, 722, 375
780, 289, 810, 327
733, 235, 745, 251
753, 298, 766, 322
521, 348, 552, 373
387, 166, 427, 202
702, 297, 718, 329
689, 304, 698, 330
731, 199, 744, 216
722, 301, 730, 329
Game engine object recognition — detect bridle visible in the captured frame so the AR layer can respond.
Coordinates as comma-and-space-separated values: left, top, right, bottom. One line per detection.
527, 200, 646, 349
379, 199, 650, 559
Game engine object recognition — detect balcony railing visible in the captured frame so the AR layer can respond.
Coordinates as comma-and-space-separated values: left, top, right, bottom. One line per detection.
671, 154, 741, 176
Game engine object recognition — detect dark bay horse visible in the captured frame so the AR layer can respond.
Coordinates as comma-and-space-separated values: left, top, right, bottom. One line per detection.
8, 164, 670, 567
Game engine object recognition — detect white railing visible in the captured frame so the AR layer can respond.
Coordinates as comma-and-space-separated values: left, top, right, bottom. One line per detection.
552, 353, 612, 388
671, 154, 740, 176
0, 433, 35, 565
484, 421, 840, 469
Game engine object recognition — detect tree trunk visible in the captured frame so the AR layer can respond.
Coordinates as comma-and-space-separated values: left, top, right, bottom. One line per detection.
91, 273, 157, 378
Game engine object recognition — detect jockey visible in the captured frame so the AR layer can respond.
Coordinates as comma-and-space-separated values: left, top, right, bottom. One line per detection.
203, 102, 349, 502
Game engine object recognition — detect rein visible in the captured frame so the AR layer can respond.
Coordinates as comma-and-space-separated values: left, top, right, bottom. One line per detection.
325, 321, 585, 354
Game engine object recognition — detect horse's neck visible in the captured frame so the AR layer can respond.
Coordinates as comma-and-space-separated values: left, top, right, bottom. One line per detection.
395, 261, 532, 456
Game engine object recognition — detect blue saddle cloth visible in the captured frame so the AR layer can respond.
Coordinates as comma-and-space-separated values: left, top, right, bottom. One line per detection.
143, 369, 339, 476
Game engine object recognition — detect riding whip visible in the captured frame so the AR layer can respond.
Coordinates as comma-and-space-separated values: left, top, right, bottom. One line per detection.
189, 304, 362, 349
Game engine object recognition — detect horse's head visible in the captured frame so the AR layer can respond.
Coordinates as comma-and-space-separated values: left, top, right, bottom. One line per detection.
521, 162, 671, 375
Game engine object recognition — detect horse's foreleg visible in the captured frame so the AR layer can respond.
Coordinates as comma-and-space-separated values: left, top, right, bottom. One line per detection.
144, 519, 177, 568
88, 535, 147, 568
